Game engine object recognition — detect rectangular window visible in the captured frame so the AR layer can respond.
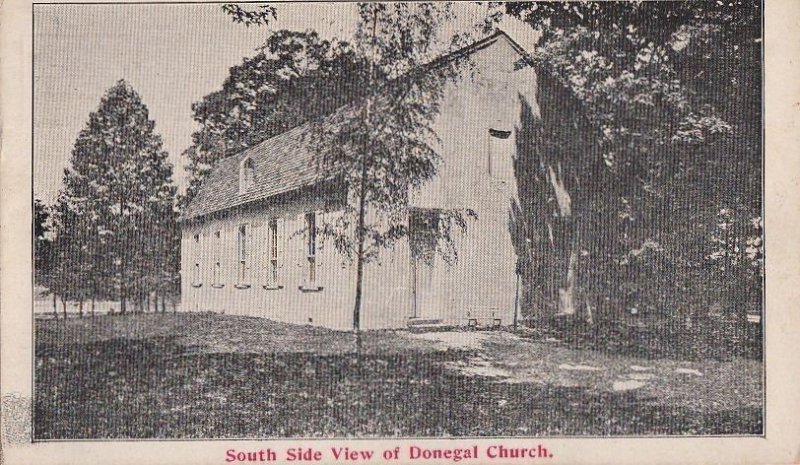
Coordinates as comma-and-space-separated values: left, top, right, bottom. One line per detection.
305, 213, 316, 284
213, 262, 221, 286
237, 224, 248, 284
269, 219, 279, 286
192, 233, 201, 285
214, 230, 221, 265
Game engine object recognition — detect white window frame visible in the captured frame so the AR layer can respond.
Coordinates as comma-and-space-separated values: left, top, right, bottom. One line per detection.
211, 231, 223, 288
236, 224, 250, 287
192, 263, 201, 287
306, 212, 317, 284
191, 232, 202, 287
267, 219, 281, 288
212, 261, 223, 288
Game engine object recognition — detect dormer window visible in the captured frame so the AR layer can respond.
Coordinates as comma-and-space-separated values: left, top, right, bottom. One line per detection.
239, 157, 255, 194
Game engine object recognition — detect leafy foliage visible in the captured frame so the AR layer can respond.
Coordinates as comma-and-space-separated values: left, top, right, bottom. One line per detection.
310, 3, 484, 336
182, 30, 373, 205
34, 198, 54, 288
505, 1, 762, 351
221, 3, 276, 27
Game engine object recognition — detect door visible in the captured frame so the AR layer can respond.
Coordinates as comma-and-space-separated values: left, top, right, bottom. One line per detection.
409, 209, 440, 319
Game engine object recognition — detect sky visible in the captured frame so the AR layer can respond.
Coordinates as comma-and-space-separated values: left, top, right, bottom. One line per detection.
33, 2, 538, 205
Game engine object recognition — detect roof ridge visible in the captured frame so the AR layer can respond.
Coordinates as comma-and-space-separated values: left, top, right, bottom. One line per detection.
211, 30, 529, 164
182, 30, 531, 221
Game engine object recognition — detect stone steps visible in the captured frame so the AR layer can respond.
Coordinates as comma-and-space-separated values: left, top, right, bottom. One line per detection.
407, 317, 451, 333
407, 317, 443, 326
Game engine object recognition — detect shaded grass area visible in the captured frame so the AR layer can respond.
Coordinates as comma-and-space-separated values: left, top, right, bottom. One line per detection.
35, 314, 762, 439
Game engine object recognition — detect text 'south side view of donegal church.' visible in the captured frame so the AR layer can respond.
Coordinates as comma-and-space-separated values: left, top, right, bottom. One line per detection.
180, 31, 538, 330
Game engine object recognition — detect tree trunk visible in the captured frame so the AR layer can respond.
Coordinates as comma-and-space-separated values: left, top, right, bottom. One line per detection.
91, 280, 96, 318
53, 293, 58, 319
352, 162, 368, 355
119, 197, 127, 315
513, 271, 520, 329
120, 281, 127, 315
584, 296, 594, 325
61, 297, 67, 320
160, 291, 166, 314
351, 9, 378, 357
78, 299, 84, 318
557, 235, 578, 316
547, 163, 580, 317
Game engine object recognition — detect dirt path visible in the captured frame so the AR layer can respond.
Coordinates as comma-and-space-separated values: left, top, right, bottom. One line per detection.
404, 330, 763, 411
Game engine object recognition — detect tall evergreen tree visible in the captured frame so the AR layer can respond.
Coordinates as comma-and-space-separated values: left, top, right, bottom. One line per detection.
52, 80, 178, 314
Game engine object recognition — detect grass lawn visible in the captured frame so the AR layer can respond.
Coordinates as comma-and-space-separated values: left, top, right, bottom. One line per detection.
34, 313, 763, 439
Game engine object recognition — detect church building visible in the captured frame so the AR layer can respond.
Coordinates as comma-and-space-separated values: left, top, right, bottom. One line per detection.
180, 31, 539, 330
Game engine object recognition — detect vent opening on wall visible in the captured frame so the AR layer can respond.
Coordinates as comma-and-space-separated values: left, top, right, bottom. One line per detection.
488, 128, 513, 179
488, 128, 511, 139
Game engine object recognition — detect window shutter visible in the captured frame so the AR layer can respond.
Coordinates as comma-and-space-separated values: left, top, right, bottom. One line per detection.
245, 223, 251, 272
316, 210, 324, 267
299, 213, 307, 265
276, 218, 284, 269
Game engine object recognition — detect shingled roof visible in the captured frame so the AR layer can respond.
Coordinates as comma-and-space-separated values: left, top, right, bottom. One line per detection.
181, 31, 528, 222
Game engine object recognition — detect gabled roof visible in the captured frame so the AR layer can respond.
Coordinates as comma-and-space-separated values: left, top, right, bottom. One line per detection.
181, 30, 530, 222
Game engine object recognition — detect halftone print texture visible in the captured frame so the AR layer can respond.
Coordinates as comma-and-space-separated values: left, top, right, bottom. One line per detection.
32, 1, 763, 439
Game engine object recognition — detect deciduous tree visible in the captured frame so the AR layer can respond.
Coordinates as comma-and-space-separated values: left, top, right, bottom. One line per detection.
505, 1, 762, 345
181, 30, 372, 206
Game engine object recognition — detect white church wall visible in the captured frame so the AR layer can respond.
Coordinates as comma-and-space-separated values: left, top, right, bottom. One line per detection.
181, 35, 539, 330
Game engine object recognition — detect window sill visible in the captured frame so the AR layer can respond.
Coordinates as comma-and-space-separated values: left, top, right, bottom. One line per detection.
234, 283, 251, 290
211, 284, 225, 289
191, 283, 203, 288
298, 285, 324, 293
263, 285, 284, 291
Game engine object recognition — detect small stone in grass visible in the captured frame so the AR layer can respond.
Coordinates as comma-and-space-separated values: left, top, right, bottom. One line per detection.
675, 368, 703, 376
630, 365, 653, 371
559, 363, 603, 371
613, 380, 646, 391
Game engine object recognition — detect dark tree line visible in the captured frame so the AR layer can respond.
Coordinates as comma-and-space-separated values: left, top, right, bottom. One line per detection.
180, 29, 373, 207
503, 1, 762, 357
37, 80, 179, 317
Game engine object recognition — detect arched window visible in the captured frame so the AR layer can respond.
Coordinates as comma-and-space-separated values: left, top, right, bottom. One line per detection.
239, 157, 255, 193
